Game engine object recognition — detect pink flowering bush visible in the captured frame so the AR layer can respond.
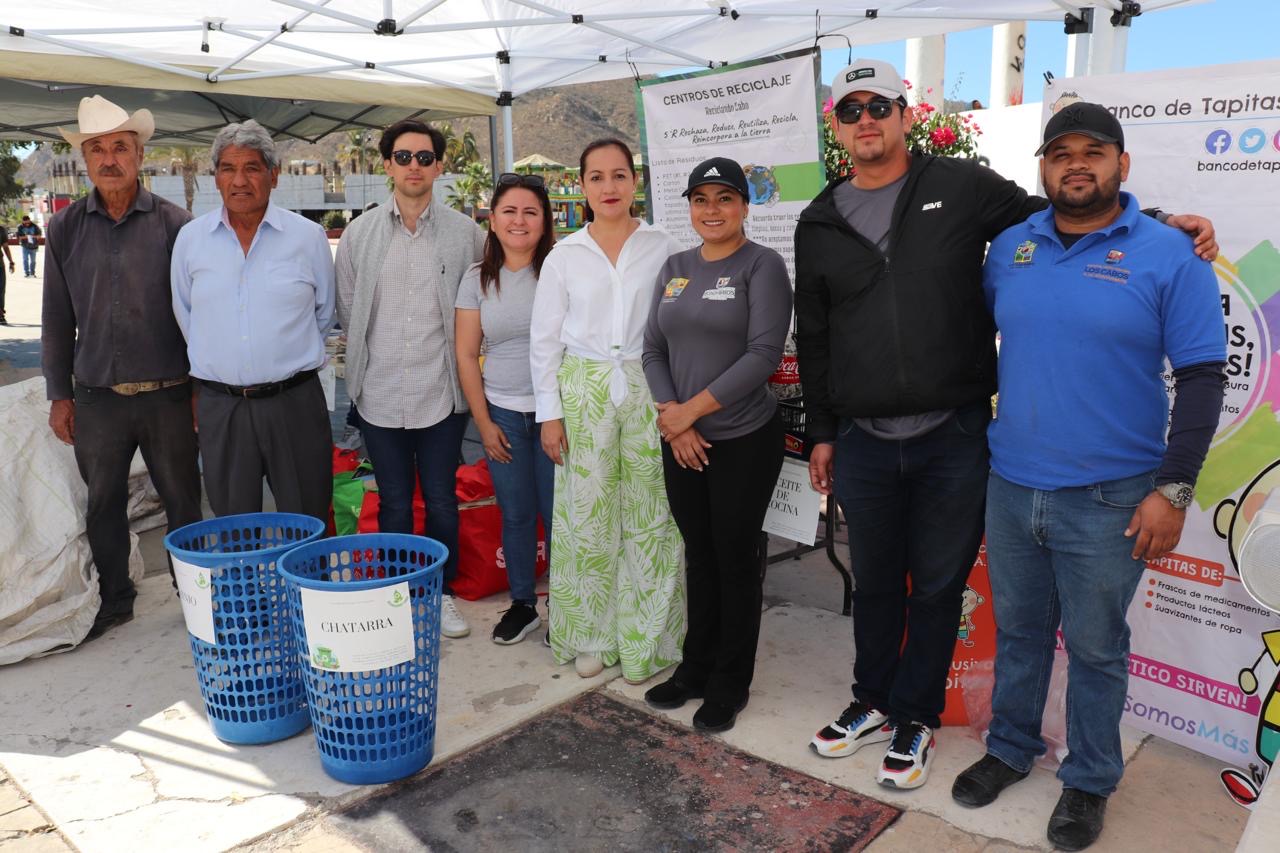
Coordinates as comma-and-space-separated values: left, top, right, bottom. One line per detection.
822, 79, 981, 181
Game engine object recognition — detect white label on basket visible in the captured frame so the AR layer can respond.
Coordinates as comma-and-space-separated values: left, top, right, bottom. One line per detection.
762, 457, 822, 545
300, 582, 415, 673
172, 557, 217, 645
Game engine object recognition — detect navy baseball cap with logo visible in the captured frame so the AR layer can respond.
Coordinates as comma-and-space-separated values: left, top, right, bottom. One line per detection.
682, 157, 750, 199
831, 59, 908, 106
1035, 101, 1125, 156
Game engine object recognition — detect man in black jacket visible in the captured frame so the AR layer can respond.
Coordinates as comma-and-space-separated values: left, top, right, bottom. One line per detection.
796, 60, 1215, 791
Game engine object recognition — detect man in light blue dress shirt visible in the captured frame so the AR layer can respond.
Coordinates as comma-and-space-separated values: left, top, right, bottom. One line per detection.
171, 120, 336, 523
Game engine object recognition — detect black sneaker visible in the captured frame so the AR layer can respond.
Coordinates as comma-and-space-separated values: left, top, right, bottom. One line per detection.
952, 754, 1030, 807
692, 696, 749, 733
1047, 788, 1107, 851
644, 677, 704, 710
492, 602, 541, 645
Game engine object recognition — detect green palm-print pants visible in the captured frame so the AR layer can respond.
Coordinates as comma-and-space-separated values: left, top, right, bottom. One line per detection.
549, 354, 685, 680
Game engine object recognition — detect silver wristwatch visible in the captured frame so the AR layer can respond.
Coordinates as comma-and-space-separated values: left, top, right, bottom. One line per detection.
1156, 482, 1195, 510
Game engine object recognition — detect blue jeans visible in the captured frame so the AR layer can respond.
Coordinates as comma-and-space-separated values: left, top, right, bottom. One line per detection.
832, 400, 991, 728
486, 405, 555, 605
22, 245, 36, 276
358, 410, 468, 591
984, 469, 1155, 796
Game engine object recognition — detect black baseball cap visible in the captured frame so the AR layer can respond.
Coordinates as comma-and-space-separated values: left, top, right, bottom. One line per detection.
681, 157, 749, 200
1035, 101, 1124, 156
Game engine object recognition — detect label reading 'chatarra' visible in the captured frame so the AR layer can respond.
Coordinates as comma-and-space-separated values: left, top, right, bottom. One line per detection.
300, 582, 415, 673
172, 556, 217, 645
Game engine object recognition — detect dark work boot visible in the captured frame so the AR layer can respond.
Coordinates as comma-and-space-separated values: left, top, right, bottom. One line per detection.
1047, 788, 1107, 851
952, 754, 1030, 807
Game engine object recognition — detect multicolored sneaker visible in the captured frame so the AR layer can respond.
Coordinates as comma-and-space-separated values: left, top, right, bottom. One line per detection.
876, 721, 935, 789
810, 701, 893, 758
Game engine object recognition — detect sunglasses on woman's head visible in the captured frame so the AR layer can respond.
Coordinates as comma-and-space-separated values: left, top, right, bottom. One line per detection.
834, 98, 901, 124
496, 172, 546, 189
392, 149, 437, 166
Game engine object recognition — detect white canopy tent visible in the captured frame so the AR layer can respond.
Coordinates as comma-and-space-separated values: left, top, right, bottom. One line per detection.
2, 1, 1205, 159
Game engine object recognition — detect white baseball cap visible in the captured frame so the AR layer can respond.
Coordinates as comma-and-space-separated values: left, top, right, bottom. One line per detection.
831, 59, 908, 105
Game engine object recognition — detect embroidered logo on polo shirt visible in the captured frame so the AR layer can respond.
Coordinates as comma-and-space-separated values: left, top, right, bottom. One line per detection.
1013, 240, 1037, 264
662, 277, 689, 302
921, 201, 943, 212
1105, 249, 1125, 264
1083, 264, 1131, 284
703, 277, 735, 301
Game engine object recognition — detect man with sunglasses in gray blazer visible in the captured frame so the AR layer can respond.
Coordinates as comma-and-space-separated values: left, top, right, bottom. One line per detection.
335, 119, 485, 639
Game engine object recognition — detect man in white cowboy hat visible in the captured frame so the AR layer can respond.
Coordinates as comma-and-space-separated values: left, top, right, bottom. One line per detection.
41, 95, 202, 642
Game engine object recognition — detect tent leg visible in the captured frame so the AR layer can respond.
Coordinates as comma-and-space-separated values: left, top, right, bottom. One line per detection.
488, 115, 500, 177
501, 103, 515, 172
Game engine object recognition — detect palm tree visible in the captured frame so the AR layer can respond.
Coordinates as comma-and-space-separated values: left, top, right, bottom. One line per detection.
339, 129, 380, 175
447, 161, 492, 220
141, 146, 206, 212
164, 147, 203, 213
437, 122, 481, 173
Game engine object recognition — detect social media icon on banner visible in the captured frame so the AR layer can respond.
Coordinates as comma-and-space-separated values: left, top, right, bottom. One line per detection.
1238, 128, 1266, 154
1205, 130, 1232, 156
1274, 130, 1280, 152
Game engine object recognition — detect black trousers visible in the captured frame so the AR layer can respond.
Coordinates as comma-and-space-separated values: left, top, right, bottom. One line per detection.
662, 412, 784, 706
832, 400, 991, 728
72, 382, 202, 616
196, 374, 331, 524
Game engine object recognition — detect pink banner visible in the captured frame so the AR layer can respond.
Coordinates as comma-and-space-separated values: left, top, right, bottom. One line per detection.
1128, 652, 1260, 714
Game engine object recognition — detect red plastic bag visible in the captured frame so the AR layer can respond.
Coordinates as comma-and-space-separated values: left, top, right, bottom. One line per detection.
354, 459, 548, 600
452, 459, 549, 601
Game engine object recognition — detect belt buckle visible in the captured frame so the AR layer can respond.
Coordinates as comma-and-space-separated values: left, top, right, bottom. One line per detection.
115, 382, 142, 396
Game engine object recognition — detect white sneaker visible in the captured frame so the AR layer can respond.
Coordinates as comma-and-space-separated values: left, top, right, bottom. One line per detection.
810, 700, 893, 758
574, 654, 603, 678
876, 721, 936, 789
440, 594, 470, 638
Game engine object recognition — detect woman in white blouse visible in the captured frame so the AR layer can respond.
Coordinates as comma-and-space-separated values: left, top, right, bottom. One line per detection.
530, 138, 685, 681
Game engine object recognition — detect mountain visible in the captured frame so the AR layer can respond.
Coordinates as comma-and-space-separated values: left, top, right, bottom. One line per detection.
19, 78, 643, 186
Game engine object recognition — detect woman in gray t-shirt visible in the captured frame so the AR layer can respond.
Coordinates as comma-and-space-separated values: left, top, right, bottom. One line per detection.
455, 175, 556, 646
641, 157, 792, 733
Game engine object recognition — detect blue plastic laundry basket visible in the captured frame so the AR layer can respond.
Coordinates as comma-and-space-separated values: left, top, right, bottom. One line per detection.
278, 533, 445, 785
164, 513, 325, 745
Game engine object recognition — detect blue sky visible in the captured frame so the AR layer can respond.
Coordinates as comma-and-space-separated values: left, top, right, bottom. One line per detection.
819, 0, 1279, 105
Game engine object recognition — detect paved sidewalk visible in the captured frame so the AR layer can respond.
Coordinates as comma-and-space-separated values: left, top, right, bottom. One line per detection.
0, 528, 1253, 852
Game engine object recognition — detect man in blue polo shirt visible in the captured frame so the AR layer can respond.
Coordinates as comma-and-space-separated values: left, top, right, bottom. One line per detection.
950, 103, 1225, 851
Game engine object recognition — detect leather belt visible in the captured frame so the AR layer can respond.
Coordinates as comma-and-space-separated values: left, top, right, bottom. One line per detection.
108, 377, 189, 396
199, 369, 317, 399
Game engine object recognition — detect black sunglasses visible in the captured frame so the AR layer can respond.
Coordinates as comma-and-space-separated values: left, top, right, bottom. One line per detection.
496, 172, 546, 189
834, 98, 901, 124
392, 149, 437, 167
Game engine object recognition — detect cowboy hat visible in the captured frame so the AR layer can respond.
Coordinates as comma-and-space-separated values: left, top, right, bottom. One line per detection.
58, 95, 155, 147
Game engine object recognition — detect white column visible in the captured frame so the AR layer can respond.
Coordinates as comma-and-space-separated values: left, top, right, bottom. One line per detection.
905, 35, 944, 110
1087, 14, 1116, 76
989, 22, 1026, 107
1109, 20, 1131, 73
1064, 7, 1092, 79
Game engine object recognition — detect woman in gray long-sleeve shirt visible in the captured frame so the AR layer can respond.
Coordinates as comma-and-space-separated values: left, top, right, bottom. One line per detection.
641, 157, 792, 733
